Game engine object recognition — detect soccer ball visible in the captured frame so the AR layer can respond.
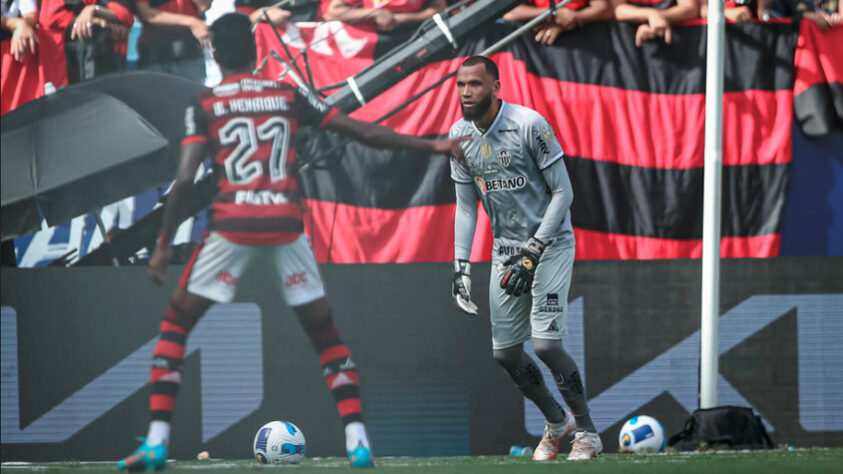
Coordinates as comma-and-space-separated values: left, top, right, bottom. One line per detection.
253, 421, 306, 465
618, 415, 666, 453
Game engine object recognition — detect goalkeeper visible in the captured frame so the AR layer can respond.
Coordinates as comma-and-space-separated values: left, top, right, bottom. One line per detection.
449, 56, 601, 461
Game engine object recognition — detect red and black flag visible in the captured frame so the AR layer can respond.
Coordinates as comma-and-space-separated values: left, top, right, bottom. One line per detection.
793, 20, 843, 137
258, 20, 798, 262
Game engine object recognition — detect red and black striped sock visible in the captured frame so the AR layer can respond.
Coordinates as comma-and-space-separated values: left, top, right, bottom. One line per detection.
303, 318, 363, 425
149, 304, 199, 422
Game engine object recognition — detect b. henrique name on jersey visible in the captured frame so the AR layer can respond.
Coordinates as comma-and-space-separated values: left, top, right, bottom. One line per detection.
184, 72, 338, 246
213, 96, 291, 116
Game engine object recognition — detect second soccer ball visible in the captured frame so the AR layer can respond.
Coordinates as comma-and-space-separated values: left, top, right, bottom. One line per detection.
618, 415, 666, 453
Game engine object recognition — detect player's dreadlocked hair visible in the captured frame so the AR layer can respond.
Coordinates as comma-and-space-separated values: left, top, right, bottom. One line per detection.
211, 13, 256, 71
461, 56, 499, 80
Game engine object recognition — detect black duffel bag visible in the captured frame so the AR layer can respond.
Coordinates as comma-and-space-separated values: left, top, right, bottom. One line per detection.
668, 406, 775, 451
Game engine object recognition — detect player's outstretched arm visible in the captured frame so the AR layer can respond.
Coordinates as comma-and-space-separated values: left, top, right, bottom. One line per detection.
149, 141, 207, 286
324, 112, 471, 161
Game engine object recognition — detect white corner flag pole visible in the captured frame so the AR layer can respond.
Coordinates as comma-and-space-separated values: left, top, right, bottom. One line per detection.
700, 0, 725, 409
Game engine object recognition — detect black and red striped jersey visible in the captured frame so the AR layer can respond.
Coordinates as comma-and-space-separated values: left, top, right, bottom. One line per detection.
625, 0, 676, 9
183, 73, 338, 246
136, 0, 199, 16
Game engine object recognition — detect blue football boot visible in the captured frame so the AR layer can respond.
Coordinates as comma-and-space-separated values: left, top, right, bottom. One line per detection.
349, 442, 374, 468
118, 439, 167, 472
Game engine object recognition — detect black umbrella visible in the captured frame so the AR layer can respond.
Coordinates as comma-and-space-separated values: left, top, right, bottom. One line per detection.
1, 71, 207, 241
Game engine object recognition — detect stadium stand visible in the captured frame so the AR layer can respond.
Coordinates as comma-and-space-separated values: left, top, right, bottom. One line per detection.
1, 2, 842, 266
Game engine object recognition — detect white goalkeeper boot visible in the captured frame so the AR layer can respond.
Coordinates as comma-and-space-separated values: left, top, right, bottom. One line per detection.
533, 414, 577, 461
567, 430, 603, 461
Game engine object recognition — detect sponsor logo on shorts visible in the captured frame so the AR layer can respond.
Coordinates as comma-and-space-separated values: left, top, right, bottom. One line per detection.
547, 293, 559, 306
216, 270, 238, 286
497, 148, 512, 167
498, 246, 518, 257
536, 305, 564, 313
285, 271, 307, 288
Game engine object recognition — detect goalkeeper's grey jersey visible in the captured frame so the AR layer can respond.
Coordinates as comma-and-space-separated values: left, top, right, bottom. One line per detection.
450, 101, 574, 248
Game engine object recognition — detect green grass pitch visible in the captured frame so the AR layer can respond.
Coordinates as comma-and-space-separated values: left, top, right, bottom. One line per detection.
3, 449, 842, 474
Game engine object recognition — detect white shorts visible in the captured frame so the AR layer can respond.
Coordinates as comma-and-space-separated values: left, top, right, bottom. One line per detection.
488, 243, 575, 350
180, 232, 325, 306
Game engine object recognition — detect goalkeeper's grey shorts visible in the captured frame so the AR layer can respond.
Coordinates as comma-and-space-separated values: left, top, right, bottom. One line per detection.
488, 242, 575, 350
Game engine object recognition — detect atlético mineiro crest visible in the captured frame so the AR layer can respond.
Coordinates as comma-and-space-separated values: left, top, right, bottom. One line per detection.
497, 148, 512, 167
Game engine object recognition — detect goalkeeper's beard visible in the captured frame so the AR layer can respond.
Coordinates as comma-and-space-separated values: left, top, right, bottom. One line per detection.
461, 93, 493, 122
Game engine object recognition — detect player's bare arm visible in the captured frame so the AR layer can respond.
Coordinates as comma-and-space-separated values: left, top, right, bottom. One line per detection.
323, 0, 396, 30
615, 0, 699, 45
3, 12, 38, 62
393, 0, 447, 26
324, 112, 471, 161
249, 7, 291, 26
615, 0, 699, 24
135, 1, 211, 42
502, 4, 546, 22
149, 141, 207, 286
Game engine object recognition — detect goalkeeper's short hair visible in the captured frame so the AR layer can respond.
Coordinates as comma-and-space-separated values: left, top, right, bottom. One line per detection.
211, 13, 256, 71
460, 56, 499, 80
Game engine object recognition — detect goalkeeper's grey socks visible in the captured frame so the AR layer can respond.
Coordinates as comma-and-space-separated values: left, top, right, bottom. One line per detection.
533, 338, 597, 433
493, 345, 566, 424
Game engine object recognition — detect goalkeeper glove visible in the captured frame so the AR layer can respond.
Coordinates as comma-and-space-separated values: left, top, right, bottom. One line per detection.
500, 237, 545, 297
452, 259, 479, 316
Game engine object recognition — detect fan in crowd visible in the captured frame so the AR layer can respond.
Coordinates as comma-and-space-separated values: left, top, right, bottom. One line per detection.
503, 0, 614, 45
614, 0, 699, 47
235, 0, 294, 26
699, 0, 764, 22
1, 0, 39, 113
765, 0, 840, 29
1, 0, 38, 62
322, 0, 447, 31
235, 0, 330, 26
134, 0, 212, 82
38, 0, 134, 83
